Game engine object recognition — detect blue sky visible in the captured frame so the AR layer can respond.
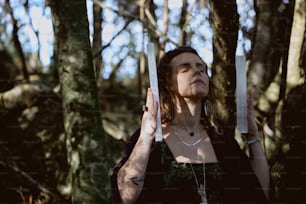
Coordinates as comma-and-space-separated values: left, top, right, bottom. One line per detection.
1, 0, 254, 79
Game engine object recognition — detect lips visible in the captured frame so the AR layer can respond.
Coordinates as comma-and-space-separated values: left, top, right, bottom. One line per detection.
192, 79, 205, 84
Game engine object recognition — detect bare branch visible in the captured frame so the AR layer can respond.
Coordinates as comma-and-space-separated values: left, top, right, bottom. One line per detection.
5, 0, 29, 81
0, 161, 60, 200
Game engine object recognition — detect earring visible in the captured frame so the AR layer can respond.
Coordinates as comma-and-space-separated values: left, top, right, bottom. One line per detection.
204, 102, 209, 116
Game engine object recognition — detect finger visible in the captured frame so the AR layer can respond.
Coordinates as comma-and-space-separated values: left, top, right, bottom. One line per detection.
142, 88, 152, 113
146, 88, 154, 107
152, 99, 158, 117
150, 88, 159, 117
247, 91, 254, 111
146, 88, 158, 116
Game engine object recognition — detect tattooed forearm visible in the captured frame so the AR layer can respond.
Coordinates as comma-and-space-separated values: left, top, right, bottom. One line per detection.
129, 176, 144, 186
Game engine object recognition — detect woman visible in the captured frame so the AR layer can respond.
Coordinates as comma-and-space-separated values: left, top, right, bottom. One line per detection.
111, 46, 270, 203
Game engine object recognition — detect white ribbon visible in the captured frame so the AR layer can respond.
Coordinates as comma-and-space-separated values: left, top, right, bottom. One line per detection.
236, 55, 248, 134
147, 42, 163, 141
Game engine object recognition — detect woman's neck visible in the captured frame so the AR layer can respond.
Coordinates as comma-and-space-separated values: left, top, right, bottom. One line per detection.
174, 98, 202, 129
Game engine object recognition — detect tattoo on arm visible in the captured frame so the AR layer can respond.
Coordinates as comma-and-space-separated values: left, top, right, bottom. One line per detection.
128, 176, 144, 186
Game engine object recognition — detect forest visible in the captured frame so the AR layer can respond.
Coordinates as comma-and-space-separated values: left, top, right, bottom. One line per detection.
0, 0, 305, 203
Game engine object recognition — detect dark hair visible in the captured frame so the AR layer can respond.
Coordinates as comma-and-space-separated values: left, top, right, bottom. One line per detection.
157, 46, 218, 129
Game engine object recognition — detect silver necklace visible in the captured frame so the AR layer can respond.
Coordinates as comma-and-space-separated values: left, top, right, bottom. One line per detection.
189, 162, 208, 204
173, 126, 202, 147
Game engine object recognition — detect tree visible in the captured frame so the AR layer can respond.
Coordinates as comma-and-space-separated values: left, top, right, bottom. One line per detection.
245, 0, 305, 201
49, 0, 111, 203
5, 0, 29, 81
92, 0, 103, 81
209, 0, 239, 136
0, 0, 305, 202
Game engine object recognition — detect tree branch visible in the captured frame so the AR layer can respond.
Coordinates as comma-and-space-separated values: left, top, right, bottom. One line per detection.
0, 161, 60, 200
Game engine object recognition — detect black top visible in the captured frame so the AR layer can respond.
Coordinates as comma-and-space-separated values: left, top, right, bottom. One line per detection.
111, 127, 269, 204
161, 141, 224, 203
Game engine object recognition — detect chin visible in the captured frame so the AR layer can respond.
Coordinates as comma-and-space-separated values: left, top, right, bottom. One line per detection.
197, 91, 209, 98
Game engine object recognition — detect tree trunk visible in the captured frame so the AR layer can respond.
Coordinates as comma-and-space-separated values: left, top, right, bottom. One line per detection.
209, 0, 239, 135
92, 1, 103, 80
247, 0, 295, 159
287, 0, 305, 91
179, 0, 188, 45
160, 0, 169, 56
248, 0, 273, 100
49, 0, 111, 203
247, 0, 295, 103
138, 0, 147, 99
274, 0, 306, 202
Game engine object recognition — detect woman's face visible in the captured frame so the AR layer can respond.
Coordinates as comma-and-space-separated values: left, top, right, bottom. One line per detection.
170, 52, 209, 99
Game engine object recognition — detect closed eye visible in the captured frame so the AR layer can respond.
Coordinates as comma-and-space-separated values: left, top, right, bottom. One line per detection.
196, 63, 207, 73
177, 63, 192, 72
176, 62, 208, 73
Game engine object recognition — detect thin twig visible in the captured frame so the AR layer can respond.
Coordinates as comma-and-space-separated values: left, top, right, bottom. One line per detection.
0, 161, 60, 199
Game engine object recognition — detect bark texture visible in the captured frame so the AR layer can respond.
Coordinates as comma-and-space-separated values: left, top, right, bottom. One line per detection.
50, 0, 111, 203
209, 0, 239, 135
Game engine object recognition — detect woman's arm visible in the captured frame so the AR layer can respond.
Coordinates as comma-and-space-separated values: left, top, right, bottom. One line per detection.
245, 92, 270, 199
247, 137, 270, 198
117, 135, 152, 203
117, 88, 158, 203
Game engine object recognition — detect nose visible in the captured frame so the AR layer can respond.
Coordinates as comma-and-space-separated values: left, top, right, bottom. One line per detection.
191, 64, 202, 74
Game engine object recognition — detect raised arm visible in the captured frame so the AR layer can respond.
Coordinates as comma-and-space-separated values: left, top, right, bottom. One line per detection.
117, 88, 158, 203
244, 92, 270, 199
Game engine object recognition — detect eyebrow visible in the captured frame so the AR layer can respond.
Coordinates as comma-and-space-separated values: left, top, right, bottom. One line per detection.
175, 62, 207, 68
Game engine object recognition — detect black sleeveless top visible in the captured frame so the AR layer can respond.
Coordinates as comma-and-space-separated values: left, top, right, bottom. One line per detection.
161, 141, 224, 203
111, 127, 269, 204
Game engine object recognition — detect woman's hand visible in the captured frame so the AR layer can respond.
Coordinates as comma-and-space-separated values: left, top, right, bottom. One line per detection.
245, 91, 259, 140
117, 88, 159, 203
140, 88, 158, 143
245, 92, 270, 199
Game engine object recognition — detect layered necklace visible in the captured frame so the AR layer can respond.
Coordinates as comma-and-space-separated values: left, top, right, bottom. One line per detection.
173, 125, 207, 204
173, 125, 208, 203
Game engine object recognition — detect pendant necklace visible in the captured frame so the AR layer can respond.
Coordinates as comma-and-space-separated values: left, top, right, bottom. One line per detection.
185, 124, 196, 136
182, 116, 199, 137
189, 162, 208, 204
173, 126, 202, 147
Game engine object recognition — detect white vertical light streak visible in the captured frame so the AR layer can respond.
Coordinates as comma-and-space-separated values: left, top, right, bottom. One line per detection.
236, 55, 248, 134
147, 42, 163, 142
